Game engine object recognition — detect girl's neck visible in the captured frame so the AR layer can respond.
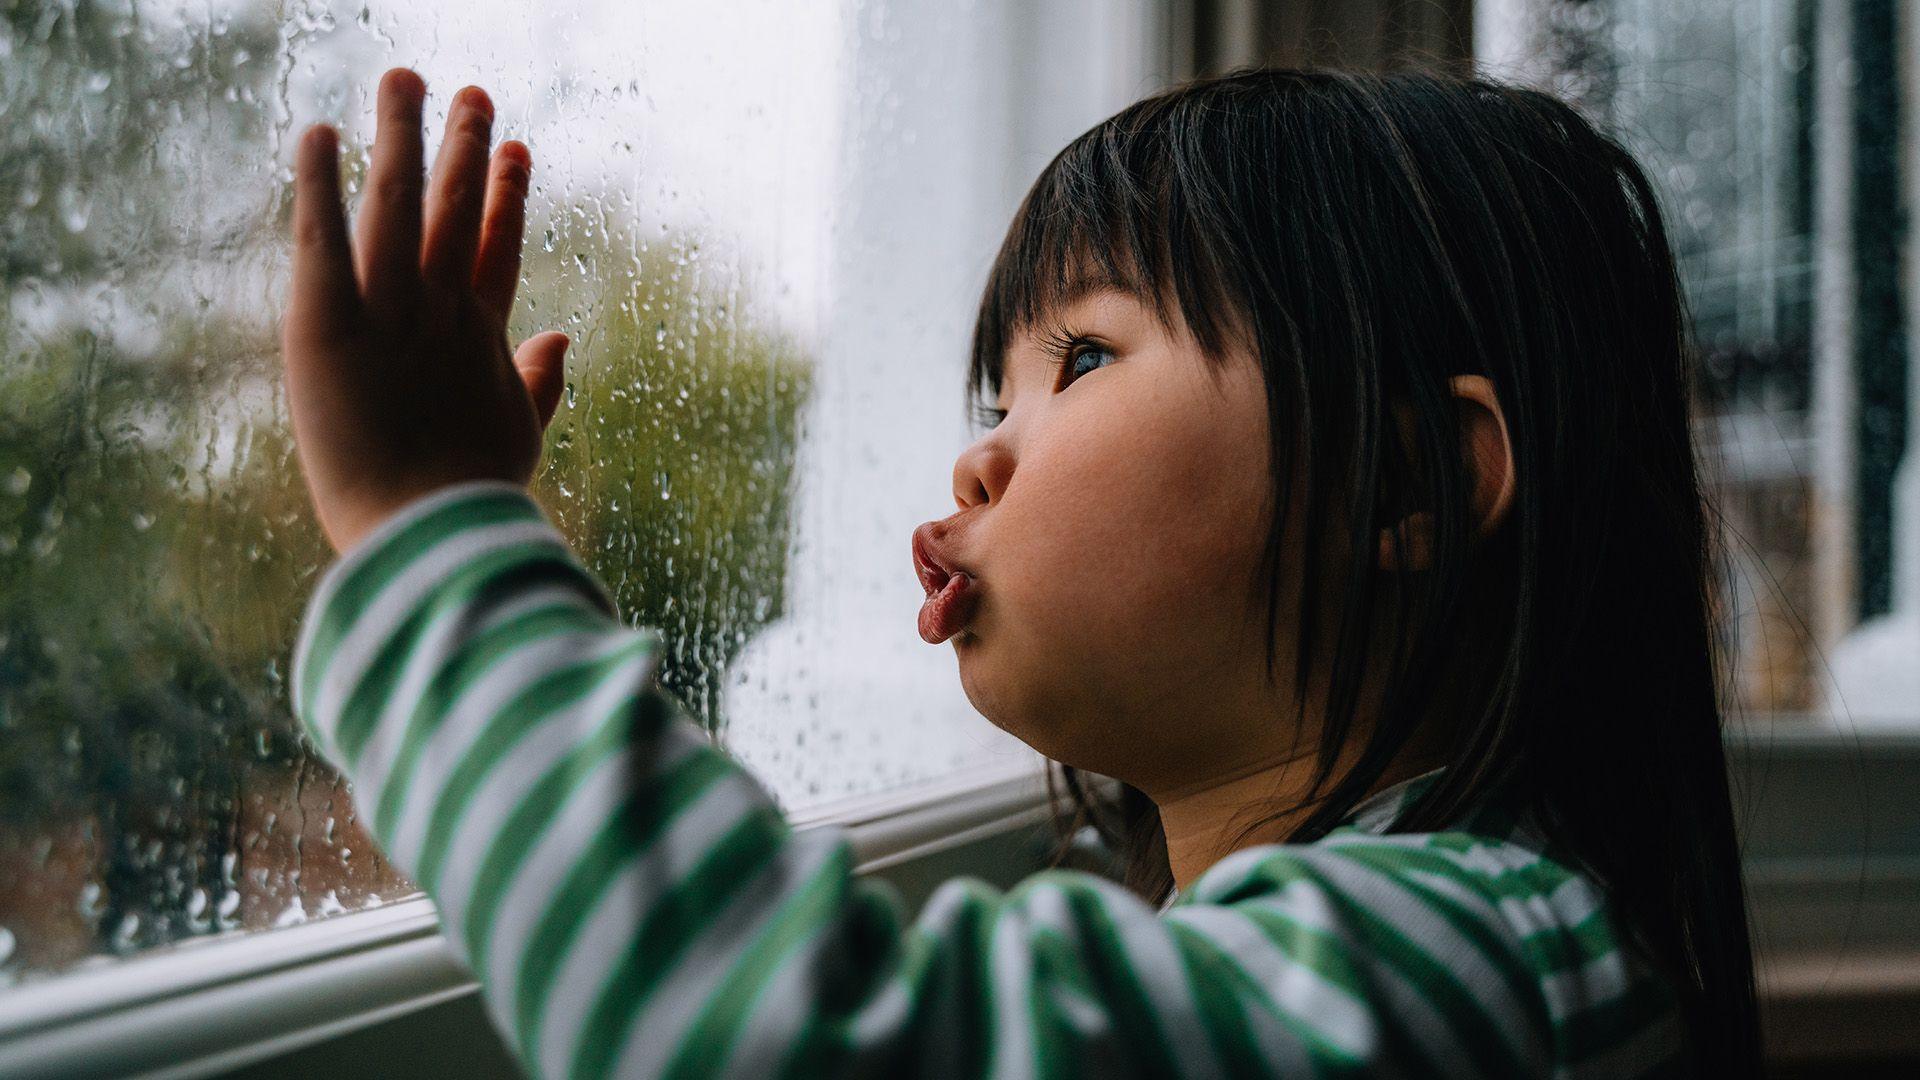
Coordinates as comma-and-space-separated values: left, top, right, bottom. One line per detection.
1155, 750, 1443, 891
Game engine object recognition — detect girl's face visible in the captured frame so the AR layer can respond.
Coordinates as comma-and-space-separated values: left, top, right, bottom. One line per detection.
914, 288, 1303, 799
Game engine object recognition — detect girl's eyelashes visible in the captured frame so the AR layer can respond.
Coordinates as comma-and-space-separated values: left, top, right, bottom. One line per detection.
1038, 326, 1118, 391
975, 327, 1114, 429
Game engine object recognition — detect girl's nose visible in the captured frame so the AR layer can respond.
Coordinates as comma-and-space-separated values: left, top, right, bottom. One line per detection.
951, 436, 1014, 510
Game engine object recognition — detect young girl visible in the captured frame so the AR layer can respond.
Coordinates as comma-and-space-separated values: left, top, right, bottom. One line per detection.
281, 66, 1759, 1077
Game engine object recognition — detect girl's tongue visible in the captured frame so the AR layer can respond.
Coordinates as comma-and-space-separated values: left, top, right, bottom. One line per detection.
917, 571, 978, 644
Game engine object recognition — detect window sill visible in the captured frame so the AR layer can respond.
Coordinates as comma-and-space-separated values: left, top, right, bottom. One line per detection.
0, 761, 1051, 1080
11, 725, 1914, 1077
1761, 947, 1920, 1066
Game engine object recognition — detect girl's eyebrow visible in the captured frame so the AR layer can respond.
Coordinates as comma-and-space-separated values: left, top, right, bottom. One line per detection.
1053, 270, 1145, 310
1027, 272, 1149, 333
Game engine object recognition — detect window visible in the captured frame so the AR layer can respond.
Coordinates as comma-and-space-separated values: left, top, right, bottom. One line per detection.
1480, 0, 1920, 729
0, 0, 1172, 984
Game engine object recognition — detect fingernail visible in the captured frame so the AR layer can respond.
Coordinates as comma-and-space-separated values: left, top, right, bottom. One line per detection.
458, 86, 493, 121
384, 67, 425, 103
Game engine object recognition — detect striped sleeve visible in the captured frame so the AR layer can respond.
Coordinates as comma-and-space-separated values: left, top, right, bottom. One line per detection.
293, 482, 1678, 1080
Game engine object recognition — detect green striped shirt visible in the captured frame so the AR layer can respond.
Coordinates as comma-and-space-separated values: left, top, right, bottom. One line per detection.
293, 482, 1688, 1079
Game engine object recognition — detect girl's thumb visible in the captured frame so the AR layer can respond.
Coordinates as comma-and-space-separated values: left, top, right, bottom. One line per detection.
513, 331, 570, 430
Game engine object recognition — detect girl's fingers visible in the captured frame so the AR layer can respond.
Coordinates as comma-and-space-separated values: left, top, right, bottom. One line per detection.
289, 124, 360, 344
513, 331, 570, 430
355, 68, 426, 318
420, 86, 495, 289
473, 141, 533, 320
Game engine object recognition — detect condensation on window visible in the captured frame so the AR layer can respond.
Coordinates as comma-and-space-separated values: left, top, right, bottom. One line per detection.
0, 0, 1161, 982
1481, 0, 1920, 729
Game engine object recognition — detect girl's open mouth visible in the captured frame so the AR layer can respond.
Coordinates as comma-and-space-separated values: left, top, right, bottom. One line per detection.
911, 524, 980, 644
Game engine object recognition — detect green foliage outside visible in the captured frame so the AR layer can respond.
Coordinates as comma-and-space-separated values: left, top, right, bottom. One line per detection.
522, 230, 810, 726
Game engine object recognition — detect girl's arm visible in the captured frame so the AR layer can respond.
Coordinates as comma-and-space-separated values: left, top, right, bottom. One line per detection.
296, 482, 1604, 1080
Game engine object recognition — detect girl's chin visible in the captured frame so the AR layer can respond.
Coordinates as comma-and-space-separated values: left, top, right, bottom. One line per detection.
953, 643, 1020, 731
952, 654, 1072, 759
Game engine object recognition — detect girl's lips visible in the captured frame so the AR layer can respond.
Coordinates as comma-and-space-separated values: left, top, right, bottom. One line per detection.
911, 522, 980, 645
917, 570, 977, 645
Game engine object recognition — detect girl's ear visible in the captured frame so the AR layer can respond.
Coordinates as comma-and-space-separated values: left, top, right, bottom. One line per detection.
1450, 374, 1517, 541
1376, 374, 1516, 572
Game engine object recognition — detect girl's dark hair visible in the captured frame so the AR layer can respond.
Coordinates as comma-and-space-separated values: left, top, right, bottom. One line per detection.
969, 69, 1759, 1071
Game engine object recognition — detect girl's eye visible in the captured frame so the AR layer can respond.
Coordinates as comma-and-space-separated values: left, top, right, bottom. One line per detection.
971, 403, 1007, 430
1067, 345, 1116, 383
1036, 328, 1117, 392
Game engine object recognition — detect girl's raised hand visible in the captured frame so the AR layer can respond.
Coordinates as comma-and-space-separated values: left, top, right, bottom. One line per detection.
282, 67, 569, 554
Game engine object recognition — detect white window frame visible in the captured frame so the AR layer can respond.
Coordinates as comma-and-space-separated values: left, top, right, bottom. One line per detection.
0, 763, 1058, 1080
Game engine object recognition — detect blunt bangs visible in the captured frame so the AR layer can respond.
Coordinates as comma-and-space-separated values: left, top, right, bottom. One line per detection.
967, 96, 1249, 408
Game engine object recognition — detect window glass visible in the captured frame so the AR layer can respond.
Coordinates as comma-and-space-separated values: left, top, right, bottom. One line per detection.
0, 0, 1165, 981
1479, 0, 1918, 728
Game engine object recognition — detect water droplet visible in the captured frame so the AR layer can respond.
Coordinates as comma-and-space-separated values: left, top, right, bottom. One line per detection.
4, 468, 28, 496
293, 6, 338, 33
57, 185, 90, 232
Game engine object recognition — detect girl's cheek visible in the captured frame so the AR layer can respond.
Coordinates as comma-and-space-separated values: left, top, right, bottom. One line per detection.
994, 376, 1268, 643
954, 367, 1273, 770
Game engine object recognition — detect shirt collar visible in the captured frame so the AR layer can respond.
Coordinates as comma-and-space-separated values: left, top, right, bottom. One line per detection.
1159, 767, 1453, 914
1340, 766, 1448, 834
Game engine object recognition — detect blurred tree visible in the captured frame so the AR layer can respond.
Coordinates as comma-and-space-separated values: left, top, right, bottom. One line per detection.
0, 0, 296, 966
521, 225, 811, 731
0, 0, 280, 282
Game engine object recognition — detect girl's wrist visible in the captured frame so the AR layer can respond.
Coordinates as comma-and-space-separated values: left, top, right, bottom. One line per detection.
322, 473, 532, 556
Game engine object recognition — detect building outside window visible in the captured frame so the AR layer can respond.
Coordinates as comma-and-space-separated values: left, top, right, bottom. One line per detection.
1481, 0, 1920, 728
